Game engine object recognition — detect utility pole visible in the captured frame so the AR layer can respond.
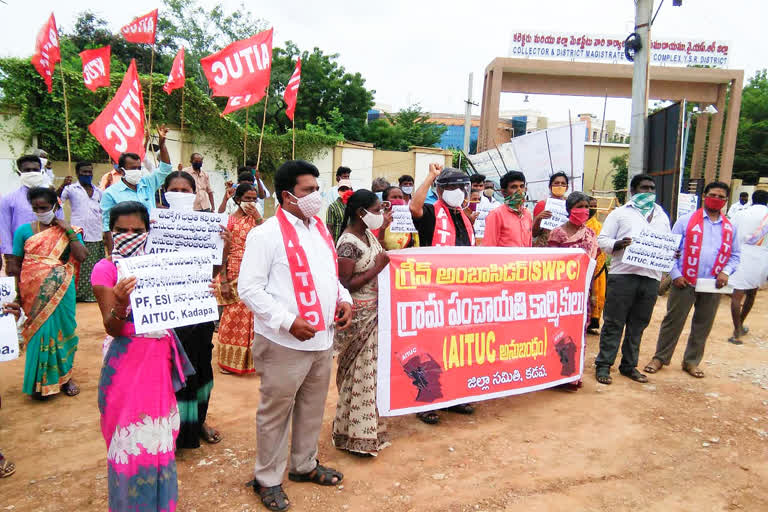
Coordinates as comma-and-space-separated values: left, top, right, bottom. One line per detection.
463, 72, 476, 154
628, 0, 654, 186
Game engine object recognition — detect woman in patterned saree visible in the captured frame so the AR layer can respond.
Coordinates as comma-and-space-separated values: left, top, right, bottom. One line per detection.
217, 184, 264, 375
333, 190, 392, 456
7, 186, 86, 398
92, 201, 194, 511
585, 197, 607, 334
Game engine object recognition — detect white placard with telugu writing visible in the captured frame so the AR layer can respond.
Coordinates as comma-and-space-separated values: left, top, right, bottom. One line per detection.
146, 209, 228, 265
116, 252, 219, 335
540, 198, 568, 231
621, 228, 682, 273
389, 204, 417, 233
677, 193, 699, 219
0, 277, 19, 362
473, 201, 500, 239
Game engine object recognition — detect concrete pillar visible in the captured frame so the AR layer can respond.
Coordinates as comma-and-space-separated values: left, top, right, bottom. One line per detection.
689, 115, 709, 179
478, 66, 502, 153
703, 84, 728, 184
718, 73, 744, 184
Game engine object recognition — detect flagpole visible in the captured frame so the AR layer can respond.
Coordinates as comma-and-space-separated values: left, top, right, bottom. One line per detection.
256, 93, 269, 171
147, 43, 155, 131
180, 85, 185, 139
59, 66, 72, 175
292, 117, 295, 160
244, 106, 249, 166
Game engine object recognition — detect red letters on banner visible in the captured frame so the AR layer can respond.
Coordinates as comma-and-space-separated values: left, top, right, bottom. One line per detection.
163, 47, 185, 94
377, 248, 594, 416
121, 9, 158, 44
221, 93, 263, 116
79, 46, 111, 91
283, 58, 301, 121
200, 28, 273, 97
88, 60, 146, 163
31, 13, 60, 93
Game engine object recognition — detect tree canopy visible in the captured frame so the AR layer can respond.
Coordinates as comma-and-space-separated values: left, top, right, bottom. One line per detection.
362, 105, 447, 151
733, 69, 768, 184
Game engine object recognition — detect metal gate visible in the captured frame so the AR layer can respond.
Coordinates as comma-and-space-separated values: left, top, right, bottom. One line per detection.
646, 102, 684, 222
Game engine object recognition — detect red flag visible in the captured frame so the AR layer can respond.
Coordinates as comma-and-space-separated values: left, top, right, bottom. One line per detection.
283, 58, 301, 122
79, 46, 111, 91
88, 60, 146, 163
201, 28, 273, 97
121, 9, 158, 44
31, 13, 60, 93
221, 93, 264, 116
163, 47, 185, 94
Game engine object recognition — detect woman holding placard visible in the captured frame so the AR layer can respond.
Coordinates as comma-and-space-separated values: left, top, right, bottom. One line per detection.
91, 201, 194, 512
376, 186, 418, 250
7, 186, 86, 399
217, 184, 264, 375
532, 172, 570, 247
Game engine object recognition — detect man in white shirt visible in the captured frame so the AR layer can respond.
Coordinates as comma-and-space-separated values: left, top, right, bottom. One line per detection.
594, 174, 672, 385
238, 160, 353, 510
727, 191, 750, 219
728, 189, 768, 345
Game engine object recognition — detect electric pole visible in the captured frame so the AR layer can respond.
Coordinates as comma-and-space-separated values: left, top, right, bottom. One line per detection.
628, 0, 653, 186
463, 73, 476, 154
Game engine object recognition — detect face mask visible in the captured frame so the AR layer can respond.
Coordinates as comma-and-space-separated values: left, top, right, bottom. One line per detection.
504, 191, 525, 211
165, 191, 196, 211
389, 199, 406, 206
631, 192, 656, 216
78, 175, 93, 186
123, 168, 143, 185
240, 201, 258, 216
20, 170, 46, 188
191, 162, 203, 171
375, 191, 383, 200
441, 188, 466, 208
569, 207, 590, 226
551, 185, 568, 198
483, 188, 495, 198
111, 232, 149, 260
361, 209, 384, 230
36, 208, 56, 225
401, 186, 414, 195
704, 196, 727, 211
288, 190, 323, 218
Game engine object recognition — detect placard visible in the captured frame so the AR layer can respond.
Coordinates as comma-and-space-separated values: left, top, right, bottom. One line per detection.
540, 198, 568, 230
473, 201, 500, 239
389, 204, 417, 233
694, 278, 734, 295
146, 209, 228, 264
116, 252, 218, 334
621, 228, 682, 272
677, 193, 699, 219
0, 277, 19, 362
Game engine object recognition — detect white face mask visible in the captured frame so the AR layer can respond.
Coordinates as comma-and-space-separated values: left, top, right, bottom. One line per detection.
123, 168, 143, 185
36, 208, 56, 225
401, 186, 414, 195
165, 191, 196, 211
20, 170, 46, 188
441, 188, 466, 208
289, 190, 323, 218
361, 209, 384, 230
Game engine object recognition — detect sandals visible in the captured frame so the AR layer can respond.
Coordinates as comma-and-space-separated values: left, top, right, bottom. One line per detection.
643, 358, 663, 374
620, 368, 648, 383
250, 481, 290, 511
0, 459, 16, 478
595, 372, 612, 385
201, 424, 222, 444
62, 380, 80, 397
443, 403, 474, 415
417, 411, 440, 424
728, 337, 744, 345
683, 365, 705, 378
288, 460, 343, 486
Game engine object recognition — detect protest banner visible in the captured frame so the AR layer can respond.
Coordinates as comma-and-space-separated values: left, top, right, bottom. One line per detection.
31, 13, 60, 93
222, 93, 263, 116
201, 28, 273, 98
116, 252, 218, 335
621, 228, 682, 273
80, 46, 111, 91
539, 198, 568, 230
377, 247, 595, 416
163, 47, 186, 94
145, 209, 228, 264
389, 204, 417, 234
473, 201, 500, 239
0, 277, 19, 363
283, 58, 302, 122
121, 9, 158, 44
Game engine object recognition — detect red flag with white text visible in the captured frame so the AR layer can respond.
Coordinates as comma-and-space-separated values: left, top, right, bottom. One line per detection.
283, 58, 301, 121
79, 46, 111, 91
200, 28, 273, 97
163, 47, 185, 94
31, 13, 60, 93
88, 60, 146, 163
221, 93, 264, 116
121, 9, 158, 44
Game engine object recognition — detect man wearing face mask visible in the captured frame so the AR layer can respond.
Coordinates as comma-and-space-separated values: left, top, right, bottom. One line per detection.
594, 174, 672, 385
398, 175, 415, 200
326, 179, 353, 243
645, 181, 741, 380
481, 179, 500, 207
237, 160, 352, 509
182, 153, 215, 212
482, 171, 532, 247
33, 149, 55, 188
57, 162, 104, 302
100, 125, 172, 254
0, 155, 63, 268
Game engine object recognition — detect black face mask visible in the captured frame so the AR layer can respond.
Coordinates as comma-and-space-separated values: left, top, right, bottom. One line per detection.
589, 208, 597, 219
192, 162, 203, 170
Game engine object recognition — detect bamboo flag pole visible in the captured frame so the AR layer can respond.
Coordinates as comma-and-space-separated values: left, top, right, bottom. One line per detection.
59, 66, 72, 175
147, 43, 156, 130
180, 85, 186, 135
243, 106, 249, 166
291, 117, 296, 160
255, 93, 270, 171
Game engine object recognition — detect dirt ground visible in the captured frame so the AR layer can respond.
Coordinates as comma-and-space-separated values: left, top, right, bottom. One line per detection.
1, 294, 767, 512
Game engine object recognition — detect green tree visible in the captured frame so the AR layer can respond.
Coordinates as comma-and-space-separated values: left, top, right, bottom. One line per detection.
610, 153, 629, 203
362, 105, 446, 151
734, 69, 768, 184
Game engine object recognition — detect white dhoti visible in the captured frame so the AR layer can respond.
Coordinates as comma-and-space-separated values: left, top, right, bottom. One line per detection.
728, 244, 768, 290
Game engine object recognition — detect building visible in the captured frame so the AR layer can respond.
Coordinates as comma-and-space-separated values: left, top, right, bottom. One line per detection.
426, 113, 524, 152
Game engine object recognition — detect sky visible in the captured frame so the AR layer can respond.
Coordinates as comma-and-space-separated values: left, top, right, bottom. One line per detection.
2, 0, 766, 130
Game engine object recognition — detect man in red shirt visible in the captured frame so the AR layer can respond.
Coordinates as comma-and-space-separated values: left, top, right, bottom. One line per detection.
482, 171, 532, 247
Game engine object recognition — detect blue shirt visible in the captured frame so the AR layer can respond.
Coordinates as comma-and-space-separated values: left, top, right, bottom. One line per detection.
101, 162, 173, 231
670, 211, 741, 281
0, 186, 63, 255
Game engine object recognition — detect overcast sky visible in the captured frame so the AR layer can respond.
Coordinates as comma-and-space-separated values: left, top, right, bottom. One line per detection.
2, 0, 765, 129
